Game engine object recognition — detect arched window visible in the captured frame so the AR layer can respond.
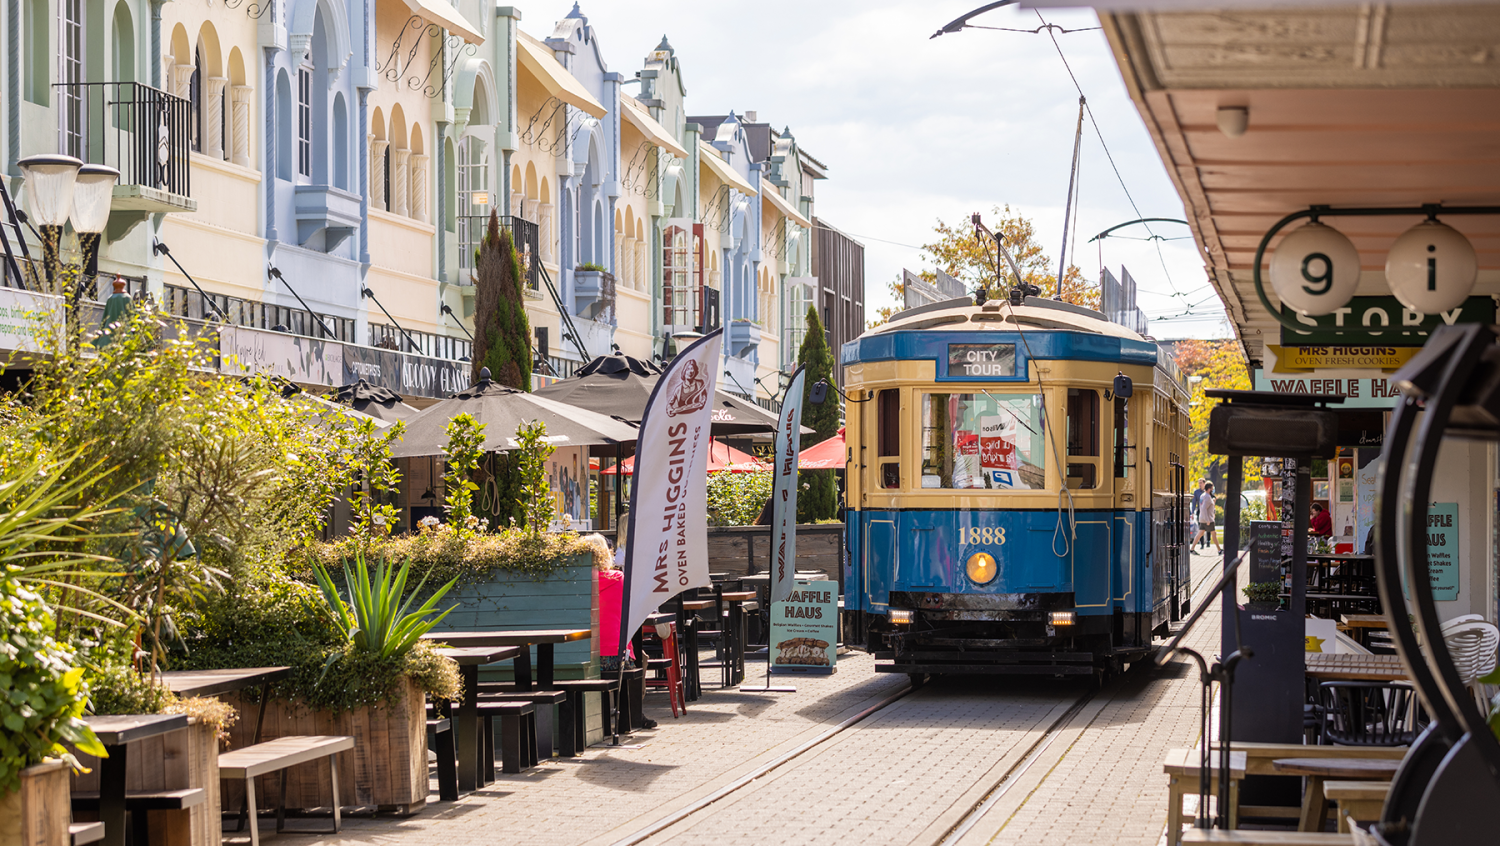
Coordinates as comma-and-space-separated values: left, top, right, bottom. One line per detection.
112, 4, 135, 129
23, 0, 48, 105
332, 94, 348, 190
456, 134, 489, 269
190, 46, 203, 152
275, 70, 293, 181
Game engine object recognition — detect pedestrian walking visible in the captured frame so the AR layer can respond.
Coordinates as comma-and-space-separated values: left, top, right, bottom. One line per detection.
1191, 480, 1209, 548
1192, 481, 1221, 553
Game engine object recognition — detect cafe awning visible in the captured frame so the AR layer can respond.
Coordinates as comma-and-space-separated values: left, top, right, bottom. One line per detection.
620, 94, 689, 159
517, 31, 607, 119
698, 141, 758, 197
400, 0, 483, 46
760, 178, 812, 230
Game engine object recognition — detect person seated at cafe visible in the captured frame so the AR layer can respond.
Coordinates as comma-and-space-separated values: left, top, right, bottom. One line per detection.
1310, 502, 1333, 537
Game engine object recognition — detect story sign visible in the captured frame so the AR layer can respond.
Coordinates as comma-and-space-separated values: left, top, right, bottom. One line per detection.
1279, 296, 1495, 346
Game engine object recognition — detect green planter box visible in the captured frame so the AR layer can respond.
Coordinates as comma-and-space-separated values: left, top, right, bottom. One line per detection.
428, 553, 600, 681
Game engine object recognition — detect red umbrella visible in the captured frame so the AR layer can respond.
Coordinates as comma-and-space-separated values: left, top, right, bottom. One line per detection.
602, 439, 766, 475
798, 428, 847, 470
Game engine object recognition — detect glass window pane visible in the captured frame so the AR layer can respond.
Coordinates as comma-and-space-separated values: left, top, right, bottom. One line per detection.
921, 393, 1045, 490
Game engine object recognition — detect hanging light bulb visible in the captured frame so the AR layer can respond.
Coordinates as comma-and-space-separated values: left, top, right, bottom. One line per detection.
1385, 219, 1477, 314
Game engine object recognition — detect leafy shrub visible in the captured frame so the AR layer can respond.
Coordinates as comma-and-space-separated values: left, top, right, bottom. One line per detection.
1242, 581, 1282, 606
707, 471, 773, 527
0, 570, 104, 792
300, 526, 595, 587
310, 557, 457, 661
576, 262, 607, 272
442, 414, 485, 530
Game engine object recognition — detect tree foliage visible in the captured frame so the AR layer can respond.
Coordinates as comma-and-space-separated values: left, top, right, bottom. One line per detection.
441, 413, 485, 531
875, 205, 1100, 325
472, 212, 532, 389
797, 307, 839, 522
1173, 338, 1261, 489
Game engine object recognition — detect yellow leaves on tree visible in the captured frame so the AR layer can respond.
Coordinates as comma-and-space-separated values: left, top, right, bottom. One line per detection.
873, 206, 1100, 326
1174, 338, 1260, 488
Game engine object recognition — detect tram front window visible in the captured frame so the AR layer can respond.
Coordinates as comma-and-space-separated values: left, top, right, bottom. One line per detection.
920, 393, 1045, 490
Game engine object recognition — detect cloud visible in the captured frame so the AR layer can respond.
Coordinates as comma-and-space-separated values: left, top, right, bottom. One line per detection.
526, 0, 1228, 339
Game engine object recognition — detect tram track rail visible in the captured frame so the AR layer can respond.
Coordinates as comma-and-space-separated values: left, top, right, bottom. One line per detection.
610, 555, 1226, 846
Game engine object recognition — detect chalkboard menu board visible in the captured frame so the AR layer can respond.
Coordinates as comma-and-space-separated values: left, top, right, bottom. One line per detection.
1248, 520, 1282, 584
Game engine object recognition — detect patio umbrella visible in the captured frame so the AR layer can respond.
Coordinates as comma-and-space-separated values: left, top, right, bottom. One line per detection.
601, 438, 767, 475
391, 371, 639, 458
798, 428, 847, 470
534, 352, 803, 436
332, 379, 420, 423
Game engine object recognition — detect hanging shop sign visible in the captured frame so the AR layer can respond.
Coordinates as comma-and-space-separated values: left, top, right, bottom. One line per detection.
1253, 346, 1400, 408
1266, 345, 1418, 373
341, 344, 469, 399
1385, 221, 1478, 313
768, 580, 838, 675
1278, 296, 1495, 346
1268, 221, 1362, 316
0, 287, 65, 354
219, 325, 344, 385
1268, 217, 1481, 318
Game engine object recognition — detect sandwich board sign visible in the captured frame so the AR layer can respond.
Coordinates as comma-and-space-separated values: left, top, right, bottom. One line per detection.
768, 580, 838, 675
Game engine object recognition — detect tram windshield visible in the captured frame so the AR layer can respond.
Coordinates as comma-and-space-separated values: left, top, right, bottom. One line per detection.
920, 393, 1046, 490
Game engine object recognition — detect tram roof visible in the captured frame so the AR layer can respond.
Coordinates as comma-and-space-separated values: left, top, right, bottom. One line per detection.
844, 297, 1167, 374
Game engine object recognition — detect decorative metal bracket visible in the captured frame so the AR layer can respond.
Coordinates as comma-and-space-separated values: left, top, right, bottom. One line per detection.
376, 15, 477, 99
1252, 203, 1500, 336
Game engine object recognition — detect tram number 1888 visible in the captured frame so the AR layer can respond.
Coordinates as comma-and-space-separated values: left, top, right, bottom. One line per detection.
964, 526, 1007, 546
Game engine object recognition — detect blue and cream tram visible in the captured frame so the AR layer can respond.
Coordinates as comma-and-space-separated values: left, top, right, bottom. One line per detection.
841, 296, 1192, 681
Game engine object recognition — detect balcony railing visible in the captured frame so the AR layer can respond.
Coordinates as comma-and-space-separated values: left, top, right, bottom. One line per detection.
457, 214, 540, 291
55, 82, 193, 200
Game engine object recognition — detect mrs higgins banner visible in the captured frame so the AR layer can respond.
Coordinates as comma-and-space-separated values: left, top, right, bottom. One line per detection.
619, 329, 724, 652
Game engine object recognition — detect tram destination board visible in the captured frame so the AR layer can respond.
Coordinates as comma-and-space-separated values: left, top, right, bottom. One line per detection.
948, 343, 1016, 378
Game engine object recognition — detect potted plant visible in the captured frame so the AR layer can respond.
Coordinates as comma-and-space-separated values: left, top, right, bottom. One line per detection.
1242, 580, 1283, 612
1, 570, 105, 846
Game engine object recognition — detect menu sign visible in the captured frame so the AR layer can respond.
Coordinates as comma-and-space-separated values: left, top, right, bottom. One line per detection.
1248, 520, 1282, 584
947, 343, 1016, 378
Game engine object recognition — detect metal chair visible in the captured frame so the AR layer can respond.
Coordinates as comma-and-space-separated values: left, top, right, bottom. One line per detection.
1318, 681, 1421, 746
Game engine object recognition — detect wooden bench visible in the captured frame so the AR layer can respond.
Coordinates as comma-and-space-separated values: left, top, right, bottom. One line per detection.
426, 718, 457, 802
1208, 742, 1406, 820
217, 735, 354, 846
1180, 832, 1355, 844
1165, 749, 1246, 846
68, 822, 104, 846
72, 787, 206, 846
1323, 780, 1388, 832
474, 701, 537, 775
550, 678, 622, 747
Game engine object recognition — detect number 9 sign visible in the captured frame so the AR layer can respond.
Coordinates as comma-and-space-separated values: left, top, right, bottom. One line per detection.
1269, 221, 1362, 316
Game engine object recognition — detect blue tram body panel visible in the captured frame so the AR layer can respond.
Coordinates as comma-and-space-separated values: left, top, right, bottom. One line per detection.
848, 508, 1153, 617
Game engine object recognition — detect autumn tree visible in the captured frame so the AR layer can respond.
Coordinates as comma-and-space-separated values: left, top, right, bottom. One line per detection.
472, 212, 532, 389
797, 306, 839, 522
874, 205, 1099, 324
1173, 338, 1260, 489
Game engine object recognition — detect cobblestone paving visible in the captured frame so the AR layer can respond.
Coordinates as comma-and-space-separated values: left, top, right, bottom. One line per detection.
267, 652, 906, 846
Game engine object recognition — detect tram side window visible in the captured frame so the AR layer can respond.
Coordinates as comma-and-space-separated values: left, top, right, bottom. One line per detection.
1066, 388, 1100, 490
919, 393, 1045, 489
878, 389, 900, 488
1113, 395, 1130, 479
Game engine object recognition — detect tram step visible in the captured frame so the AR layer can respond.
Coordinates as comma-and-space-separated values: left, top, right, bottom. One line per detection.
876, 663, 1096, 676
886, 651, 1099, 664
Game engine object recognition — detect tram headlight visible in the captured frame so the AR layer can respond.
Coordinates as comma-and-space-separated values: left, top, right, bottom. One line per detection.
889, 609, 914, 625
1049, 610, 1076, 627
965, 551, 998, 585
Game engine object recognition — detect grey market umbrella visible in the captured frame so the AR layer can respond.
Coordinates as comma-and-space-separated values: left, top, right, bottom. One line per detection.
332, 379, 421, 423
391, 372, 638, 458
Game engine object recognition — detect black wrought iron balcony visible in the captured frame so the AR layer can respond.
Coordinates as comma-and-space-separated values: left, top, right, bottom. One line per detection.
457, 214, 540, 291
54, 82, 194, 212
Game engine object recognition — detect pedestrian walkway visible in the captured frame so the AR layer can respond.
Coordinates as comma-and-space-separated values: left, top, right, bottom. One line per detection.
281, 654, 905, 846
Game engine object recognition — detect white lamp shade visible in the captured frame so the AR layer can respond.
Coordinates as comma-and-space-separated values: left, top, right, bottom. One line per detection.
17, 154, 82, 228
70, 164, 120, 234
1268, 221, 1362, 316
1386, 220, 1477, 314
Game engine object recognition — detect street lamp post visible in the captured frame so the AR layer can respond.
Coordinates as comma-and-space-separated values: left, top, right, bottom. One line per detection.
16, 155, 119, 295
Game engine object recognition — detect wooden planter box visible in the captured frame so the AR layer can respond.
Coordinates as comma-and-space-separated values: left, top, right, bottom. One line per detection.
218, 676, 426, 815
1, 760, 69, 846
69, 717, 221, 846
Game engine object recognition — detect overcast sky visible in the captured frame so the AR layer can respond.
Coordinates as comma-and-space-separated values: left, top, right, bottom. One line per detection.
525, 0, 1230, 340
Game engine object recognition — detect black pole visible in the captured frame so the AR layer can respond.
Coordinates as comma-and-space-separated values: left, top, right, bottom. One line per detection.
154, 240, 229, 320
362, 286, 423, 353
269, 268, 338, 339
1219, 455, 1243, 828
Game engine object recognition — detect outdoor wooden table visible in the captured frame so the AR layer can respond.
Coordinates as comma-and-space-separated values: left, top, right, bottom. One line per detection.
422, 629, 590, 691
434, 645, 522, 792
158, 667, 290, 746
1340, 614, 1388, 648
1271, 757, 1400, 832
82, 714, 191, 846
1305, 652, 1408, 682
